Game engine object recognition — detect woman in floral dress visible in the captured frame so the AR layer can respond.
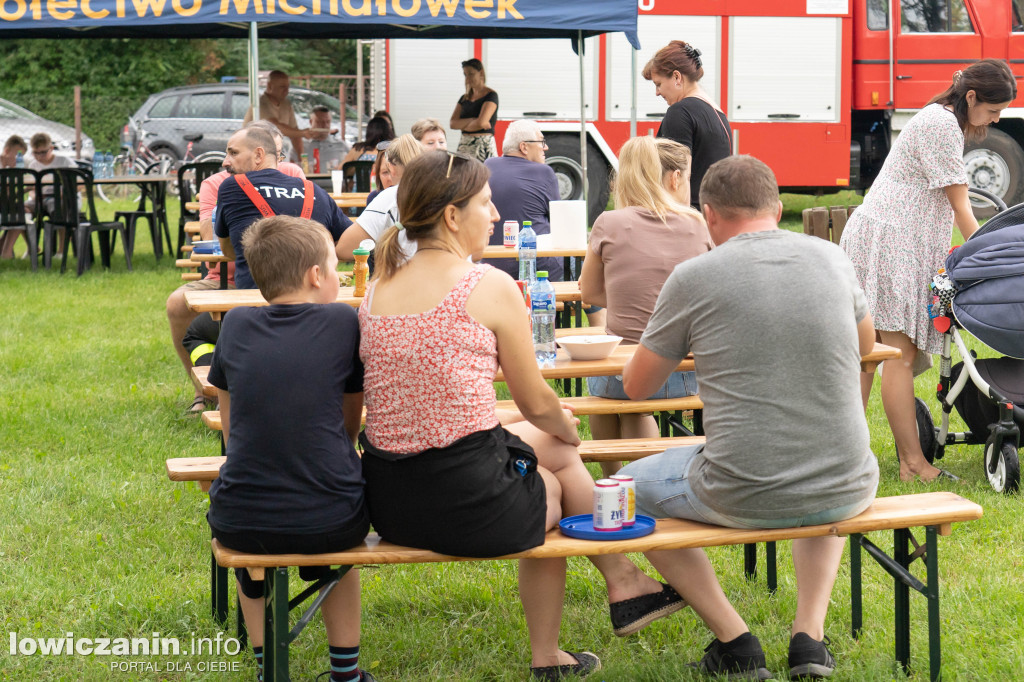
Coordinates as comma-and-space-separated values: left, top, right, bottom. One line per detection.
841, 59, 1016, 482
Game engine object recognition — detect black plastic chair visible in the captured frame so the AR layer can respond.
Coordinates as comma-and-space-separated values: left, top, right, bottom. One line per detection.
341, 160, 374, 193
176, 161, 223, 259
45, 168, 131, 275
0, 168, 40, 271
115, 160, 172, 261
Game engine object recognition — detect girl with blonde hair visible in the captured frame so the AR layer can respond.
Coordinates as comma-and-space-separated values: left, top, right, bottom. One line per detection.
580, 136, 714, 475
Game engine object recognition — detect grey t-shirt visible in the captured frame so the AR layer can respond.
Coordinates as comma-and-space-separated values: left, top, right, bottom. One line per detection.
641, 230, 878, 519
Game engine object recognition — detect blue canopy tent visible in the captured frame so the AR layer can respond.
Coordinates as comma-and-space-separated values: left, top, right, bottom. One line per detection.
1, 0, 639, 202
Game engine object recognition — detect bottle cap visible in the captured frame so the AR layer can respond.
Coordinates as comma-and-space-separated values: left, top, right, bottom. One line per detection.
523, 220, 532, 226
353, 248, 371, 256
537, 270, 548, 279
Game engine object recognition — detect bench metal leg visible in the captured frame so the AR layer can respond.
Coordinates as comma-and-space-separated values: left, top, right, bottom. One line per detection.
211, 552, 228, 625
858, 526, 942, 681
260, 566, 353, 682
765, 541, 777, 594
925, 526, 941, 682
894, 528, 911, 674
851, 533, 863, 638
744, 543, 757, 580
263, 567, 291, 682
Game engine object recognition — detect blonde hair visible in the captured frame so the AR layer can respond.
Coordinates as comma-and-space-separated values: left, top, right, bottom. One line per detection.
613, 136, 702, 222
385, 134, 424, 168
241, 215, 332, 300
411, 118, 445, 140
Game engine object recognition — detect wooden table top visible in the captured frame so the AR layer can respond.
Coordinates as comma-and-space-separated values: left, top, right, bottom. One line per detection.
185, 280, 580, 318
481, 245, 587, 259
493, 342, 900, 382
185, 193, 368, 214
93, 175, 175, 184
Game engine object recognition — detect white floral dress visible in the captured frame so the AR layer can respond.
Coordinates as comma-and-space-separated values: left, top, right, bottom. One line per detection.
840, 103, 968, 354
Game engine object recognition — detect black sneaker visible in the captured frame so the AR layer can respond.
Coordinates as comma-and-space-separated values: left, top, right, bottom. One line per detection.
788, 633, 836, 679
690, 632, 773, 680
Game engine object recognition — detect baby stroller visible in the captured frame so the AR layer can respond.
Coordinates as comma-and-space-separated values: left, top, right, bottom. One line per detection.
920, 189, 1024, 494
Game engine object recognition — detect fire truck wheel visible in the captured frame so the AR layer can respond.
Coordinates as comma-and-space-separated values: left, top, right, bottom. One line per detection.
964, 128, 1024, 220
544, 134, 612, 224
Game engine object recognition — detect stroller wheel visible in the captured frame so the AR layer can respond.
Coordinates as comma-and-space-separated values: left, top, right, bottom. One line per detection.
915, 398, 939, 464
984, 438, 1020, 494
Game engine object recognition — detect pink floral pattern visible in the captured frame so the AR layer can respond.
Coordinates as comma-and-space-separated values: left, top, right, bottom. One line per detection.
359, 265, 500, 454
840, 104, 969, 354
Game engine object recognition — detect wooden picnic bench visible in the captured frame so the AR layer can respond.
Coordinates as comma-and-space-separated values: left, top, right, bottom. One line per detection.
206, 492, 981, 682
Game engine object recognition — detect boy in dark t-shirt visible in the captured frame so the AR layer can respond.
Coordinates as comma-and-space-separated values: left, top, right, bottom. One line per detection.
207, 215, 374, 682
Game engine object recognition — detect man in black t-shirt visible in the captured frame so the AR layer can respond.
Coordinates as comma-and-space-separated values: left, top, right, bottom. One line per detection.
215, 126, 351, 290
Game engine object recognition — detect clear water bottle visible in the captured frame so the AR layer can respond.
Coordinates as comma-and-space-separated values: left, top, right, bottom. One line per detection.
15, 152, 24, 168
530, 271, 557, 368
518, 220, 537, 283
104, 151, 115, 177
92, 152, 103, 177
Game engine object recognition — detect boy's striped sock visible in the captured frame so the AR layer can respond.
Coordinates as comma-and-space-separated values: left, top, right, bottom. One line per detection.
329, 645, 362, 682
252, 646, 264, 682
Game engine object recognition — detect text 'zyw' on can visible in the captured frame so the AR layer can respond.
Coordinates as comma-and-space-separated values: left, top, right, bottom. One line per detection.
503, 220, 520, 248
609, 474, 636, 527
593, 479, 623, 531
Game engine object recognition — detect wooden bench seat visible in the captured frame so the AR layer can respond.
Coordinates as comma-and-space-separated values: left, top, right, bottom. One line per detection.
208, 492, 982, 682
184, 221, 201, 235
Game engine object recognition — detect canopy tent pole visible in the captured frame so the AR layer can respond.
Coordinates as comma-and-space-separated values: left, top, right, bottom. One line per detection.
356, 39, 365, 133
630, 47, 637, 137
248, 22, 260, 118
579, 30, 588, 212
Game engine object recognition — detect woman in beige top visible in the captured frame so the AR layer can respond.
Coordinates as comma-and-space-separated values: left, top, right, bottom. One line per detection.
580, 136, 713, 475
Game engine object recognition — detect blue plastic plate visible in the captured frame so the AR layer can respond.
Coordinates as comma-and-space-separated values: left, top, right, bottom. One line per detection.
558, 514, 656, 540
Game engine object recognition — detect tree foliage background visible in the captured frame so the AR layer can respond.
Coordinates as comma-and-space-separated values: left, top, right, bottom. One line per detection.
0, 38, 361, 151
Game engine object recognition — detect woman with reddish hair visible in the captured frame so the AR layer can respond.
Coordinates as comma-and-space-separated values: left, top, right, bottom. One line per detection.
643, 40, 732, 209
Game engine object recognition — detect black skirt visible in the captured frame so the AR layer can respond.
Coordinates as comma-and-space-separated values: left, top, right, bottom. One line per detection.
360, 425, 547, 557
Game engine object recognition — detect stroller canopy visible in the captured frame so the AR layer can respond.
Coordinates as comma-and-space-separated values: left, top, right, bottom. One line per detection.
946, 221, 1024, 359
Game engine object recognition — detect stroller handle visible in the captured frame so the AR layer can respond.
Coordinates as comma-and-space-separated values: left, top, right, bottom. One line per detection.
967, 187, 1008, 213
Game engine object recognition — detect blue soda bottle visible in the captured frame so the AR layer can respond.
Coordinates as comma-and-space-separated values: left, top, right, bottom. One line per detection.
530, 271, 556, 368
518, 220, 537, 283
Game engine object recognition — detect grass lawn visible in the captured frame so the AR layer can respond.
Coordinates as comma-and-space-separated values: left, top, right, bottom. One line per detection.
1, 193, 1021, 681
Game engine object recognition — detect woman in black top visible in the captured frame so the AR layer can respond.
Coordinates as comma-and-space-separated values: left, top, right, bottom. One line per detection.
643, 40, 732, 209
450, 58, 499, 161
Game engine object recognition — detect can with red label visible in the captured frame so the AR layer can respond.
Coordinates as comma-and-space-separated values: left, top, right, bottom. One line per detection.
515, 280, 531, 310
593, 479, 623, 531
609, 474, 636, 526
503, 220, 519, 248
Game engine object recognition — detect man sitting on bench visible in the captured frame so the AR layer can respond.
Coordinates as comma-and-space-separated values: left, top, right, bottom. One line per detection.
620, 155, 880, 680
206, 216, 374, 682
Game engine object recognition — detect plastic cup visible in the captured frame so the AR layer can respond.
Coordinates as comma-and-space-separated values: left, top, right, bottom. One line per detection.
331, 170, 344, 195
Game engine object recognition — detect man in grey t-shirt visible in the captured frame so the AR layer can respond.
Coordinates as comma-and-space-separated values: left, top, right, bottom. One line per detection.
619, 156, 878, 680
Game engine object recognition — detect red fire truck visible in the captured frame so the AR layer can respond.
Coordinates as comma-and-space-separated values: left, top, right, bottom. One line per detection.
380, 0, 1024, 220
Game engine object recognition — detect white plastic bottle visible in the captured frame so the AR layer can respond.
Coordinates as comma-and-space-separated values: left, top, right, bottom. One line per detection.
530, 270, 556, 367
518, 220, 537, 283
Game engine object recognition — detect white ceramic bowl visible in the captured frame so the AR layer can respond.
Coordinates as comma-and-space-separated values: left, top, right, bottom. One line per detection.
556, 334, 623, 361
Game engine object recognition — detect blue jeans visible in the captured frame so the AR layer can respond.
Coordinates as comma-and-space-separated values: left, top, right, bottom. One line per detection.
619, 444, 877, 529
587, 370, 698, 401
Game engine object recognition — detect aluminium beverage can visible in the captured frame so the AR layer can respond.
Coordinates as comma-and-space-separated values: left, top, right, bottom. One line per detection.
593, 479, 623, 531
503, 220, 519, 248
609, 474, 636, 527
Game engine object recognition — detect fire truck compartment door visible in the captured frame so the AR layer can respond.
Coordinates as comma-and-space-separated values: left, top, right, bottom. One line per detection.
729, 16, 841, 122
484, 37, 599, 119
606, 14, 721, 122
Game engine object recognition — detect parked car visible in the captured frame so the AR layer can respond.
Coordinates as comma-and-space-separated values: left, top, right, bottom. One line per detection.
122, 83, 362, 165
0, 97, 95, 161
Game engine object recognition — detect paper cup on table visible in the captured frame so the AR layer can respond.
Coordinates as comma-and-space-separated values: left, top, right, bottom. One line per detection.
331, 170, 344, 195
549, 200, 588, 249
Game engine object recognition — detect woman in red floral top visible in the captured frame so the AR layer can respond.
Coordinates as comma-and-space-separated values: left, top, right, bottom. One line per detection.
357, 151, 686, 680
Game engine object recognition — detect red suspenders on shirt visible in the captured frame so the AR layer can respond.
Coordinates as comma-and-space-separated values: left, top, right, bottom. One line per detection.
234, 174, 316, 219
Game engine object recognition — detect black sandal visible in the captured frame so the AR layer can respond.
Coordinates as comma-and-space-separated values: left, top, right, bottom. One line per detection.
186, 395, 206, 416
609, 582, 686, 636
530, 652, 600, 680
